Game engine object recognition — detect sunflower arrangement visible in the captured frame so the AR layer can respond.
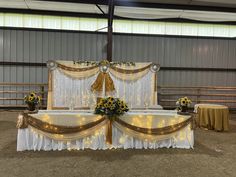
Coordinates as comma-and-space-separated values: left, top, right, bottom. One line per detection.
95, 97, 129, 119
24, 92, 41, 111
176, 96, 192, 112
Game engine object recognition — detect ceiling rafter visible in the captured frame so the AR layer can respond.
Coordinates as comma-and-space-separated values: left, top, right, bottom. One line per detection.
96, 4, 106, 15
1, 7, 236, 25
1, 1, 236, 25
0, 8, 107, 18
37, 0, 236, 13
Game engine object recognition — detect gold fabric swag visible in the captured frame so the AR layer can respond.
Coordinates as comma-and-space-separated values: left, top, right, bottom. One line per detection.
91, 72, 115, 92
17, 112, 193, 144
47, 61, 157, 109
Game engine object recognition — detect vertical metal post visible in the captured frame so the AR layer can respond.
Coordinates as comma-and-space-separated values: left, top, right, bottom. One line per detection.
40, 85, 44, 109
107, 0, 114, 62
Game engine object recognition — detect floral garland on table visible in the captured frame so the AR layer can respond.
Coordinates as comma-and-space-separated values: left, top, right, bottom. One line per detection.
94, 97, 129, 120
176, 96, 192, 113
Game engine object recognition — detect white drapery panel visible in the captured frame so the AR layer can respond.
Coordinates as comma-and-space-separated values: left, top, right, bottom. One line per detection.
53, 69, 99, 108
109, 70, 156, 108
17, 124, 193, 151
17, 128, 108, 151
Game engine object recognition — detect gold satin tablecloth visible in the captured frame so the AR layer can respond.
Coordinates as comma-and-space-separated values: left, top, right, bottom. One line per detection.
196, 104, 229, 131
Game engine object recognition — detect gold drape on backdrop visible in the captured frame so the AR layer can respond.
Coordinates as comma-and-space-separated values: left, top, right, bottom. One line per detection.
110, 63, 152, 74
109, 68, 150, 81
58, 68, 99, 79
91, 72, 116, 93
47, 70, 53, 110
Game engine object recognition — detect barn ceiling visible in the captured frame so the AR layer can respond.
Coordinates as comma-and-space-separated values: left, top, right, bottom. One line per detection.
0, 0, 236, 22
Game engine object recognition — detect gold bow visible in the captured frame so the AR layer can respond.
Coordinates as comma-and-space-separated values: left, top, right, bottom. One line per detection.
91, 72, 115, 93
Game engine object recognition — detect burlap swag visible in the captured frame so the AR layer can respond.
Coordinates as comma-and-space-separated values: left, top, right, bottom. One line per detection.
56, 61, 153, 93
17, 113, 193, 144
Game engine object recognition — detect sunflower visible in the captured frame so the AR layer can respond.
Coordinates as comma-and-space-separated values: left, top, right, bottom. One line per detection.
117, 110, 122, 114
108, 97, 114, 102
98, 102, 103, 107
95, 97, 129, 118
30, 92, 36, 97
120, 104, 125, 110
181, 100, 186, 105
117, 100, 122, 106
104, 103, 108, 108
107, 100, 113, 106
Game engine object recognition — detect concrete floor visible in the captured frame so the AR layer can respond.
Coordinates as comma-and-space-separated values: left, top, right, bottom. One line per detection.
0, 111, 236, 177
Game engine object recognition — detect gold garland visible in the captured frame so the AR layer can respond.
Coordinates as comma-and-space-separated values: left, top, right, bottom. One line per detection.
110, 63, 152, 74
74, 60, 135, 67
21, 113, 106, 134
115, 116, 193, 135
57, 62, 98, 72
18, 113, 193, 144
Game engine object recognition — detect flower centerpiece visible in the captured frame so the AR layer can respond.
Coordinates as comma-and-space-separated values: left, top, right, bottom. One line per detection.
24, 92, 41, 111
94, 97, 129, 120
176, 96, 192, 114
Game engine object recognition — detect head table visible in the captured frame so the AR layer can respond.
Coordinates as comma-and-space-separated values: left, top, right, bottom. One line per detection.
17, 109, 194, 151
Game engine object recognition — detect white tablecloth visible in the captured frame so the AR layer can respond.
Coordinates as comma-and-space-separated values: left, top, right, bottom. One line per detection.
17, 110, 194, 151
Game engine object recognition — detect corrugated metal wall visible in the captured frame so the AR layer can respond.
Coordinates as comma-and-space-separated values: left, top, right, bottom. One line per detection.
113, 34, 236, 87
0, 28, 236, 105
0, 29, 107, 84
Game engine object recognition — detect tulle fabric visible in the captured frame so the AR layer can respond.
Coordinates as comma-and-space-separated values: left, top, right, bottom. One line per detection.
17, 125, 193, 151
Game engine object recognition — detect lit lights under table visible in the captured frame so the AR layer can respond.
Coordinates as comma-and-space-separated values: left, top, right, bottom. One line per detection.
17, 110, 194, 151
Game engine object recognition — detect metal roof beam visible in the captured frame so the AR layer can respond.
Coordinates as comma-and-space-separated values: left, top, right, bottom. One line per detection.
96, 4, 106, 15
0, 8, 107, 18
37, 0, 236, 13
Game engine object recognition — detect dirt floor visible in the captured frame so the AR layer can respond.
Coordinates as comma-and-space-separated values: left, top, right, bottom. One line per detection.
0, 111, 236, 177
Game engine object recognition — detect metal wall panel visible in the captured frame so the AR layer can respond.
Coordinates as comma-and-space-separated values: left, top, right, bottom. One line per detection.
112, 34, 236, 69
0, 28, 236, 105
158, 70, 236, 87
112, 34, 236, 87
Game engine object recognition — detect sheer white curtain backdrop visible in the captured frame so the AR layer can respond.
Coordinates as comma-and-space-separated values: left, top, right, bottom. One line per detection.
52, 67, 156, 108
109, 71, 155, 108
53, 69, 99, 108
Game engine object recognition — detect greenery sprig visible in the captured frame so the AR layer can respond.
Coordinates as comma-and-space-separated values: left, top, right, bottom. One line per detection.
73, 60, 135, 67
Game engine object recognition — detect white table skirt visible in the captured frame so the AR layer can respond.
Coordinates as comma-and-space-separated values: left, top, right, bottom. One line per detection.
17, 125, 194, 151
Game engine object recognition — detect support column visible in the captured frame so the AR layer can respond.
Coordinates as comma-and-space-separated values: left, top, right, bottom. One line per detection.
107, 0, 114, 62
